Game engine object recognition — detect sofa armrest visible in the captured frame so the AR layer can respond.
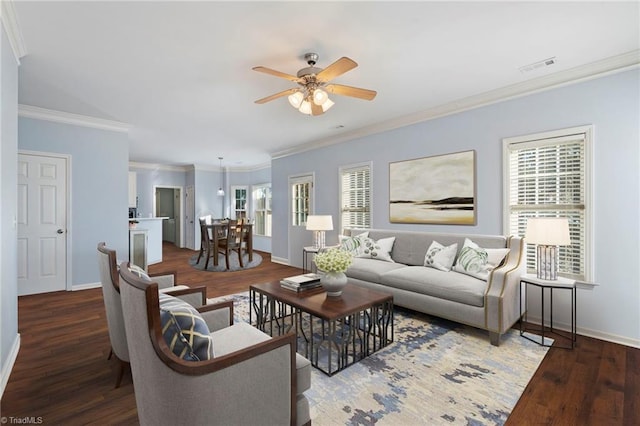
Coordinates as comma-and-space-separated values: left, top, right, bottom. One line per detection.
161, 285, 206, 308
484, 236, 526, 335
150, 271, 177, 289
198, 300, 234, 331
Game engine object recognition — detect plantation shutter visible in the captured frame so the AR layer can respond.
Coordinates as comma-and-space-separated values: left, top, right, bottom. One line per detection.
341, 165, 371, 231
506, 133, 587, 280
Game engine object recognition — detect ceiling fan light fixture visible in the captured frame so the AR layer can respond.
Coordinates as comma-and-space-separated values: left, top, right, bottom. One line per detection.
321, 98, 335, 112
298, 100, 312, 115
288, 91, 304, 108
313, 88, 328, 105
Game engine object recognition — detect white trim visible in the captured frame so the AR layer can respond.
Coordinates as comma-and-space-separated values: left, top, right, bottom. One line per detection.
129, 161, 270, 173
523, 316, 639, 349
19, 150, 73, 291
0, 0, 27, 63
18, 104, 131, 133
270, 256, 289, 266
153, 185, 184, 248
271, 50, 639, 160
72, 282, 101, 291
130, 162, 191, 172
338, 161, 373, 232
0, 333, 20, 399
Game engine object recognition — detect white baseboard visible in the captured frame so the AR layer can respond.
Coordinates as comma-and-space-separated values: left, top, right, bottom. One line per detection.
72, 282, 101, 291
1, 333, 21, 399
270, 256, 290, 266
525, 315, 639, 349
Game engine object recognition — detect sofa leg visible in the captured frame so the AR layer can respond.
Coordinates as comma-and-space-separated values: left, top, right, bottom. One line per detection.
489, 332, 501, 346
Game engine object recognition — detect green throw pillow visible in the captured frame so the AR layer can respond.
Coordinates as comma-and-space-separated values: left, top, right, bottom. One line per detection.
158, 293, 214, 361
453, 238, 509, 281
340, 231, 369, 255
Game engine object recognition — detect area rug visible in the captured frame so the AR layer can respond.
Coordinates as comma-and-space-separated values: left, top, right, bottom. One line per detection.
208, 292, 550, 425
189, 252, 262, 272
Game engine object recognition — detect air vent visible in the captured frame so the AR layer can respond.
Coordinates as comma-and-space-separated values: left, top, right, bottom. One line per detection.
519, 57, 556, 73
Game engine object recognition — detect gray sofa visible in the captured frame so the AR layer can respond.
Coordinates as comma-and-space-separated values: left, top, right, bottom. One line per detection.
343, 229, 525, 345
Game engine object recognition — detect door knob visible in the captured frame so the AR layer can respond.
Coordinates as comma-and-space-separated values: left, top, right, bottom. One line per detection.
57, 229, 64, 234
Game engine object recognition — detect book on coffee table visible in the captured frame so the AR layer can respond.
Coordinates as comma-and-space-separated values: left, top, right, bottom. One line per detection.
280, 280, 322, 292
281, 273, 321, 286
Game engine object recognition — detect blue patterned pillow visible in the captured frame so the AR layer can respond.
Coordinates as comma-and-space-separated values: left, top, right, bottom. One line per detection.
158, 293, 214, 361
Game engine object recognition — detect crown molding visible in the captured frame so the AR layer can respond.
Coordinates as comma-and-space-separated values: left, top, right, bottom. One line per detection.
18, 104, 131, 133
271, 50, 640, 160
1, 0, 27, 63
129, 162, 191, 172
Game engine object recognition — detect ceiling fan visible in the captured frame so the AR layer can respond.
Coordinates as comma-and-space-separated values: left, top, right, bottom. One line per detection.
253, 53, 377, 116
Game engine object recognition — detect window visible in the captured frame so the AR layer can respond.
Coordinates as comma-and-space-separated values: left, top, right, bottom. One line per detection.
253, 184, 272, 236
340, 163, 371, 232
503, 126, 592, 280
231, 186, 248, 220
291, 180, 311, 226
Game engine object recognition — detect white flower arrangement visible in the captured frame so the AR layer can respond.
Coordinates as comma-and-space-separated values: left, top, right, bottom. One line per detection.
314, 247, 353, 273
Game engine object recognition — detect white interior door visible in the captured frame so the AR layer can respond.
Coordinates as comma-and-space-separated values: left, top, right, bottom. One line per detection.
17, 153, 68, 295
288, 174, 314, 268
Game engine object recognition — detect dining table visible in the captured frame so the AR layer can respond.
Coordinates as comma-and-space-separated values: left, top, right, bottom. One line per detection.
206, 223, 253, 267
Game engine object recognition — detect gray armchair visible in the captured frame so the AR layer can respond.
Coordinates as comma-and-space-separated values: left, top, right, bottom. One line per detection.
118, 262, 311, 426
97, 242, 207, 387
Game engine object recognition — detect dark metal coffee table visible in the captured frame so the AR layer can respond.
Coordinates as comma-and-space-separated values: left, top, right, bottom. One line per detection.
249, 281, 394, 376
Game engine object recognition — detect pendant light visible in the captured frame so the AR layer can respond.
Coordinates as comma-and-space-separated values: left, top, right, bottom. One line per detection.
217, 157, 225, 197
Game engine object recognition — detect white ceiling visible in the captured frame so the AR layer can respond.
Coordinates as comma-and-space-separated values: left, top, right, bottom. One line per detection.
11, 1, 640, 169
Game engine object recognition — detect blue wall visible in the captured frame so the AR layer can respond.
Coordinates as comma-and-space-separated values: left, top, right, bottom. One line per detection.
18, 118, 129, 286
272, 69, 640, 345
1, 21, 20, 393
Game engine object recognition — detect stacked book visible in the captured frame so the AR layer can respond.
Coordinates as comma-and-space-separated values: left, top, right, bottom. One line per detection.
280, 273, 322, 292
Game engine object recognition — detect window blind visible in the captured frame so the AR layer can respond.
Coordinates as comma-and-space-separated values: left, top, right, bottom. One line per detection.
506, 133, 587, 280
340, 165, 371, 231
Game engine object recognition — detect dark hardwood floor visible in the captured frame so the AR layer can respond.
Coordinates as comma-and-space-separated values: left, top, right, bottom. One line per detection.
2, 243, 638, 425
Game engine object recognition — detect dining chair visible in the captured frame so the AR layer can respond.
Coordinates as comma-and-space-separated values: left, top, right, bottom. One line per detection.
205, 222, 228, 269
197, 217, 214, 264
216, 220, 244, 269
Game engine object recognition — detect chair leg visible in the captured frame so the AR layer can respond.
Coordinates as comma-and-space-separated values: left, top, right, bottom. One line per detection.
107, 348, 113, 360
115, 359, 130, 388
196, 245, 203, 263
204, 243, 211, 270
237, 248, 244, 268
225, 250, 230, 270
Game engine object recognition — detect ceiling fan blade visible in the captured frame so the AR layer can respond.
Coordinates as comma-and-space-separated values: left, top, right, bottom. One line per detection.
325, 84, 377, 100
254, 88, 298, 104
252, 66, 300, 82
310, 102, 324, 116
316, 57, 357, 82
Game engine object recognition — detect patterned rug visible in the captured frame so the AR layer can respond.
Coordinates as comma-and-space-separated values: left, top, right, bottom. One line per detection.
189, 252, 262, 272
208, 292, 550, 425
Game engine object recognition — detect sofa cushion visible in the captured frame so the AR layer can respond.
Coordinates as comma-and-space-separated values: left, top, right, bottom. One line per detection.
212, 322, 311, 394
158, 293, 214, 361
339, 231, 369, 255
346, 257, 406, 283
357, 236, 395, 262
380, 266, 487, 307
424, 241, 458, 272
453, 238, 510, 281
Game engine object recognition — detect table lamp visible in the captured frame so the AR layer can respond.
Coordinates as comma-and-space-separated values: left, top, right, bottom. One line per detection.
306, 215, 333, 249
525, 217, 571, 280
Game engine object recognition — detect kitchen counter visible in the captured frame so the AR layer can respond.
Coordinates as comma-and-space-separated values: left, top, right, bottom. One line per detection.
128, 217, 168, 264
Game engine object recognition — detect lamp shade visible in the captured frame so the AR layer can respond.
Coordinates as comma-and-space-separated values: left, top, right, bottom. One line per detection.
306, 215, 333, 231
525, 218, 570, 245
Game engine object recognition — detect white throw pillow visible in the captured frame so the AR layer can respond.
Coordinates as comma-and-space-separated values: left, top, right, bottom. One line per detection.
453, 238, 509, 280
424, 241, 458, 272
339, 231, 369, 255
357, 236, 395, 262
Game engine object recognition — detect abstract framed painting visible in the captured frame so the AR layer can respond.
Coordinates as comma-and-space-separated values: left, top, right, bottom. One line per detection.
389, 150, 476, 225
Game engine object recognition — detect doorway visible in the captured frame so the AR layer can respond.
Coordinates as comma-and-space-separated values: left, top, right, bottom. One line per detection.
17, 152, 70, 295
153, 186, 183, 248
288, 173, 314, 268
